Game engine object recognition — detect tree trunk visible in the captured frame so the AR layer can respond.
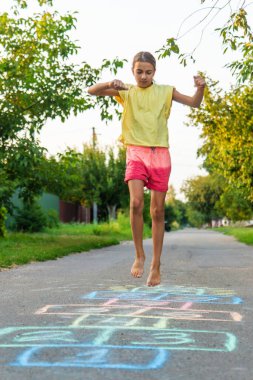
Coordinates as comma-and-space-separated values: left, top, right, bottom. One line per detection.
107, 205, 117, 221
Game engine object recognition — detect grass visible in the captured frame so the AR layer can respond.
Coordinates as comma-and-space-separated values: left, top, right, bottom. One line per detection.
0, 214, 151, 269
214, 227, 253, 246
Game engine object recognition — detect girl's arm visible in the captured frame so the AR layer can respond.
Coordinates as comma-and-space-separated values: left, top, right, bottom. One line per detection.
88, 80, 128, 96
172, 75, 206, 108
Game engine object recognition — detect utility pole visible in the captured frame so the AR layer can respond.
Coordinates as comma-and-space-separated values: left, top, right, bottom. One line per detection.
92, 127, 98, 224
92, 127, 97, 149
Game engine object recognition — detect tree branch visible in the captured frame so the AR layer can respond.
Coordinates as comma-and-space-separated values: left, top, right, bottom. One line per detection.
176, 1, 221, 40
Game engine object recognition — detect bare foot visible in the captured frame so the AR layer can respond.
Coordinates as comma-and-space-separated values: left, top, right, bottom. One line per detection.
131, 256, 145, 278
147, 266, 161, 287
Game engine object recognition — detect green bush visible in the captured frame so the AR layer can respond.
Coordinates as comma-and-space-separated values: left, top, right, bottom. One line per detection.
14, 203, 47, 232
46, 209, 60, 229
186, 208, 205, 228
171, 221, 180, 231
0, 207, 7, 237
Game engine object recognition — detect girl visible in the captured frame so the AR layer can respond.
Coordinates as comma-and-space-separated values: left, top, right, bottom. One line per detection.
88, 51, 205, 287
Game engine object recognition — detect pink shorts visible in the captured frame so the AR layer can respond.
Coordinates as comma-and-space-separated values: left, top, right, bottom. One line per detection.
125, 146, 171, 192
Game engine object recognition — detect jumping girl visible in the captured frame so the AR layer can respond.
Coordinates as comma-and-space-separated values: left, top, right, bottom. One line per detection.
88, 51, 205, 286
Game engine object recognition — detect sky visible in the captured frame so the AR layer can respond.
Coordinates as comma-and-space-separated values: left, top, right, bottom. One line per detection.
1, 0, 243, 199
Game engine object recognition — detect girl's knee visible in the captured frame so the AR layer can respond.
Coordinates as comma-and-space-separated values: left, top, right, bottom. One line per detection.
130, 198, 144, 213
150, 206, 164, 221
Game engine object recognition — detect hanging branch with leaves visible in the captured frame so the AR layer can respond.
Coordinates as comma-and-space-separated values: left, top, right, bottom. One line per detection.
156, 0, 253, 82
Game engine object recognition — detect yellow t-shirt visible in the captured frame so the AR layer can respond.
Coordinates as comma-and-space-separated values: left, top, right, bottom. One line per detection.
115, 83, 174, 147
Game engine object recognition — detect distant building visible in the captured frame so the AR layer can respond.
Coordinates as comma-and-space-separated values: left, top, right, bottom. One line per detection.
6, 191, 91, 226
211, 217, 230, 228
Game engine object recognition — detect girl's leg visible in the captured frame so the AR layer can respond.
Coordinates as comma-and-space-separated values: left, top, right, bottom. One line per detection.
147, 190, 167, 286
128, 179, 145, 278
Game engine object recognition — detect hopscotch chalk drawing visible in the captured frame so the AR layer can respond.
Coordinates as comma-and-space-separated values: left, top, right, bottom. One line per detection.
36, 303, 242, 322
0, 285, 243, 370
81, 290, 242, 304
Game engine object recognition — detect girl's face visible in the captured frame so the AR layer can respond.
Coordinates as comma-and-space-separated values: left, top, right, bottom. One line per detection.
132, 61, 155, 88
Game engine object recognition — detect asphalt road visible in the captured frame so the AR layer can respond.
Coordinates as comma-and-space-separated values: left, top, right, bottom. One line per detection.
0, 228, 253, 380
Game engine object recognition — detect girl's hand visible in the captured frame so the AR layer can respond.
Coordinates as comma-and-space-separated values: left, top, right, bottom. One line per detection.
109, 80, 128, 90
194, 75, 206, 88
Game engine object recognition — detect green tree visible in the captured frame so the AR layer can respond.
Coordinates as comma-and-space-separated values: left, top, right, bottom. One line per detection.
103, 146, 129, 220
156, 1, 253, 218
45, 149, 84, 203
181, 174, 224, 225
80, 144, 107, 208
44, 144, 129, 222
216, 187, 253, 222
5, 138, 47, 206
81, 144, 129, 221
0, 207, 7, 237
174, 199, 188, 227
0, 167, 16, 213
187, 77, 253, 203
0, 0, 123, 141
165, 185, 188, 230
182, 172, 252, 224
0, 0, 125, 214
186, 207, 205, 228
